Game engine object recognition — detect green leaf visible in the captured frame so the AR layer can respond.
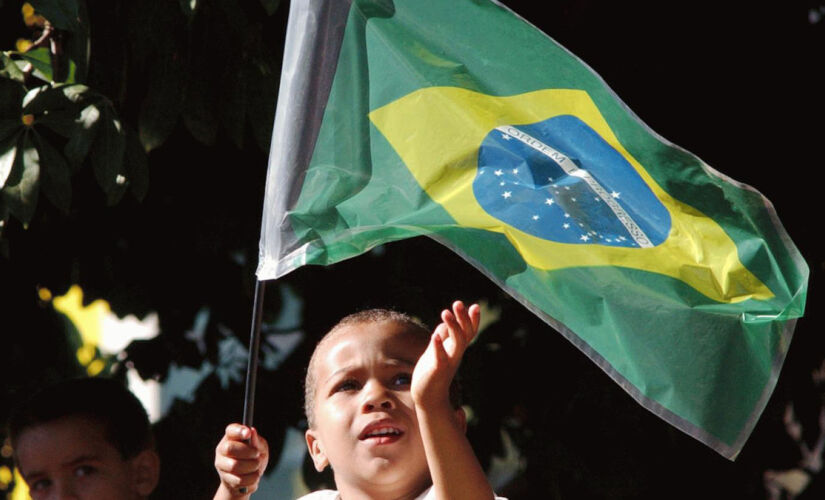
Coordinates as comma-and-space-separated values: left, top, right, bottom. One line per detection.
1, 133, 41, 224
91, 109, 126, 204
15, 48, 54, 83
20, 84, 85, 138
64, 0, 90, 82
0, 52, 26, 83
246, 59, 278, 152
182, 76, 217, 146
124, 126, 149, 201
138, 51, 185, 151
32, 131, 71, 212
0, 132, 22, 189
23, 84, 79, 115
0, 120, 21, 142
0, 79, 24, 118
179, 0, 198, 18
64, 103, 100, 169
30, 0, 81, 32
259, 0, 280, 15
219, 57, 247, 149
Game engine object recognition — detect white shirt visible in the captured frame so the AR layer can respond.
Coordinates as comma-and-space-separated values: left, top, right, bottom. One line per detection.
297, 485, 507, 499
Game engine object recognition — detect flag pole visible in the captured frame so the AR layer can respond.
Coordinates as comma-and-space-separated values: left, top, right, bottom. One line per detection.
238, 279, 266, 493
242, 279, 266, 428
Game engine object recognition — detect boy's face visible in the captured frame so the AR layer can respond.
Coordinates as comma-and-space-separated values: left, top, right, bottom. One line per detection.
15, 415, 158, 500
306, 320, 431, 496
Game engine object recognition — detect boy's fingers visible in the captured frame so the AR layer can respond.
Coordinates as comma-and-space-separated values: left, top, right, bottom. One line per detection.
468, 303, 481, 337
452, 300, 471, 334
219, 470, 261, 490
249, 428, 269, 453
432, 332, 448, 365
441, 308, 468, 352
225, 423, 252, 441
219, 439, 261, 460
215, 455, 263, 476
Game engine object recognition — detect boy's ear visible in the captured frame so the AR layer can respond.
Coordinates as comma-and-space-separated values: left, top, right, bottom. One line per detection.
454, 406, 467, 433
305, 429, 329, 472
130, 449, 160, 497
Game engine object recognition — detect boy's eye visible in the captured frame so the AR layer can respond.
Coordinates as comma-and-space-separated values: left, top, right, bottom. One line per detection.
75, 465, 96, 477
392, 373, 412, 387
336, 379, 360, 392
31, 478, 52, 491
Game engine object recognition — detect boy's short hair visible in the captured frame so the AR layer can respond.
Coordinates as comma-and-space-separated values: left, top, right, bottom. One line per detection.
304, 309, 461, 428
7, 377, 154, 460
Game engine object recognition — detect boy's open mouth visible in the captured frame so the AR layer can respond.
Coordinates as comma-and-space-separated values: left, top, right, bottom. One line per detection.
359, 420, 404, 444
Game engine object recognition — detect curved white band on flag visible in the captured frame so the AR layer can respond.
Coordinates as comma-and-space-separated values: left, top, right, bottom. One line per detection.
496, 125, 653, 248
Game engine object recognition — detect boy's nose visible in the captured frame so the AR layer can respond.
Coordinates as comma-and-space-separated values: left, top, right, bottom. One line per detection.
361, 382, 395, 412
56, 480, 80, 500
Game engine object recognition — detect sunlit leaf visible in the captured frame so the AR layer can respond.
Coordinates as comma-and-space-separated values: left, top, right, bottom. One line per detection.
1, 132, 40, 224
15, 48, 53, 83
124, 126, 149, 201
0, 132, 22, 189
32, 132, 71, 212
0, 52, 26, 83
29, 0, 81, 32
259, 0, 280, 16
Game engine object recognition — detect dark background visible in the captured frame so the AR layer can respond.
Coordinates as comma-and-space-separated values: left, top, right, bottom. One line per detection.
1, 1, 823, 498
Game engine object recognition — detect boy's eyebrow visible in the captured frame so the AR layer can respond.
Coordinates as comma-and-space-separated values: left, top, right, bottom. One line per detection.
19, 453, 104, 480
324, 358, 417, 385
63, 453, 102, 467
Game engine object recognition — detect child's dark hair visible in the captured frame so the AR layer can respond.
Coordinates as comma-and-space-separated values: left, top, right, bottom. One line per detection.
7, 377, 154, 460
304, 309, 461, 428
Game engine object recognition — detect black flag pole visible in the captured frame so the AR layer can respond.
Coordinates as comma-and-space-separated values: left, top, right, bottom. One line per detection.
238, 279, 266, 494
242, 279, 267, 428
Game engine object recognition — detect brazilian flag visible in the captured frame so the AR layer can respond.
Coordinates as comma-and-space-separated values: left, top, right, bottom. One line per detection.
257, 0, 808, 458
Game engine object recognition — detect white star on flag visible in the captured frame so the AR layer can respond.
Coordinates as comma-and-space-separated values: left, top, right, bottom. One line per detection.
611, 191, 621, 198
580, 235, 590, 242
494, 169, 504, 176
502, 191, 512, 199
545, 198, 554, 206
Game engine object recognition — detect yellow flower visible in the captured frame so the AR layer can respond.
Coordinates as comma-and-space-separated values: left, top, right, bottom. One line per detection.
15, 39, 32, 52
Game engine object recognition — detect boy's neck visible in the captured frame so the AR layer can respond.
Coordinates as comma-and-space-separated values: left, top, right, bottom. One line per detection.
335, 476, 431, 500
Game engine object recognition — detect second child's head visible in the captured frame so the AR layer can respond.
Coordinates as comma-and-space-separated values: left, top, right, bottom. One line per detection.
7, 377, 160, 500
303, 309, 462, 495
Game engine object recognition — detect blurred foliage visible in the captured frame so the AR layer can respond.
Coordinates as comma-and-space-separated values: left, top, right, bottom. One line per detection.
1, 0, 824, 499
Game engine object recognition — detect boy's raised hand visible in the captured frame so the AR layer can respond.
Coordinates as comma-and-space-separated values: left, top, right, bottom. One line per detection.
214, 424, 269, 499
411, 300, 480, 409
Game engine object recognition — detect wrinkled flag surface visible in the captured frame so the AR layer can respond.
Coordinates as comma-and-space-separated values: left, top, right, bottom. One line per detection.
257, 0, 808, 459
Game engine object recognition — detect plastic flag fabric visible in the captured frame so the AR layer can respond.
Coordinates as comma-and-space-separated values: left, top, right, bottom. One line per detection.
257, 0, 808, 459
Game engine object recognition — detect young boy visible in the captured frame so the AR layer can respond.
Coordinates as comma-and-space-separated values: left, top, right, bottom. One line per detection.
6, 377, 160, 500
214, 301, 506, 499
